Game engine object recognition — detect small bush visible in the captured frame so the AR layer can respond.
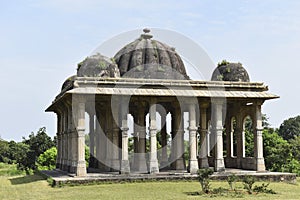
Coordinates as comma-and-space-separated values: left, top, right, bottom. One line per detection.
197, 168, 214, 194
242, 175, 256, 194
227, 173, 237, 190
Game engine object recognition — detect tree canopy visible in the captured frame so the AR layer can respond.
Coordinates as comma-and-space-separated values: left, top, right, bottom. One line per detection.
278, 115, 300, 140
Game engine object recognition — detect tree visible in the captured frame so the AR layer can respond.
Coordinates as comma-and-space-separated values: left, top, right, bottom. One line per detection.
37, 147, 57, 170
278, 115, 300, 140
21, 127, 55, 171
263, 128, 290, 171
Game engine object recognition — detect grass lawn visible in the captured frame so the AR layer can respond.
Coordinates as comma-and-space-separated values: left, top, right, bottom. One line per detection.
0, 163, 299, 200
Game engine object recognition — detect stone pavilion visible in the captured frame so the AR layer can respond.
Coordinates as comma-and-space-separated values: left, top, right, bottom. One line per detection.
46, 29, 278, 177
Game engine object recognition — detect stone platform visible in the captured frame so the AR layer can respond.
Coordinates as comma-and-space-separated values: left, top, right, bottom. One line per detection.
40, 168, 297, 186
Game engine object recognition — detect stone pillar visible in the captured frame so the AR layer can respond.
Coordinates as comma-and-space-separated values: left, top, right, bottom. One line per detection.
253, 102, 266, 171
67, 105, 73, 172
74, 98, 87, 176
134, 106, 147, 173
95, 110, 101, 169
160, 112, 168, 167
98, 108, 108, 171
111, 99, 120, 171
199, 104, 209, 168
173, 106, 185, 170
88, 112, 95, 168
62, 110, 68, 171
56, 112, 63, 169
188, 103, 198, 174
212, 100, 225, 172
120, 100, 130, 174
104, 106, 114, 171
149, 99, 159, 173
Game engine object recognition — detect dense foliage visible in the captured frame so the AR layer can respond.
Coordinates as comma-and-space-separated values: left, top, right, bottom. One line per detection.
278, 115, 300, 140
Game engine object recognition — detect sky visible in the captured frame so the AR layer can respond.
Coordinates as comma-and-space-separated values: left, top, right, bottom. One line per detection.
1, 0, 300, 141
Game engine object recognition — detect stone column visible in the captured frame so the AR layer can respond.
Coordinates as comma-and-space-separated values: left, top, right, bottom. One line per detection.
105, 106, 113, 171
62, 109, 68, 171
188, 103, 198, 174
56, 112, 63, 169
97, 108, 108, 171
160, 112, 168, 167
173, 106, 185, 170
212, 100, 225, 172
95, 110, 101, 169
74, 98, 87, 176
134, 106, 147, 173
67, 105, 73, 172
111, 99, 120, 171
253, 102, 266, 171
88, 111, 95, 168
199, 104, 209, 168
120, 100, 130, 174
149, 99, 159, 173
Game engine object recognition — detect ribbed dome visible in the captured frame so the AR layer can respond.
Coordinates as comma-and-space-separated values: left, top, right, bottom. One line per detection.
211, 61, 250, 82
77, 53, 120, 78
113, 29, 189, 80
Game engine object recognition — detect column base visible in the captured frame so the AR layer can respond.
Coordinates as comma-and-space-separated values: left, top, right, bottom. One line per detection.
255, 158, 266, 171
149, 160, 159, 174
110, 159, 120, 172
199, 157, 209, 168
62, 160, 68, 172
214, 158, 225, 172
188, 159, 198, 174
120, 160, 130, 174
75, 161, 87, 177
133, 154, 148, 173
175, 158, 186, 170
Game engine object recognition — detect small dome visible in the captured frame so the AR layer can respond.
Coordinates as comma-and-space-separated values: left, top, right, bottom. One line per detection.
113, 28, 189, 80
77, 53, 120, 78
211, 61, 250, 82
61, 75, 76, 91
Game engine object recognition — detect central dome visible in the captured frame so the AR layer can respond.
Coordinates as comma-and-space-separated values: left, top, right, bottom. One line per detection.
113, 28, 189, 80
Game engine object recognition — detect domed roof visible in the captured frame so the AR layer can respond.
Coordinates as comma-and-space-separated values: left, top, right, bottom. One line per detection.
211, 61, 250, 82
77, 53, 120, 78
61, 75, 76, 91
113, 28, 189, 80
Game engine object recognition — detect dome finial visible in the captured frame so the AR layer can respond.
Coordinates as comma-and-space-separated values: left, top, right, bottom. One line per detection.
143, 28, 150, 33
141, 28, 153, 39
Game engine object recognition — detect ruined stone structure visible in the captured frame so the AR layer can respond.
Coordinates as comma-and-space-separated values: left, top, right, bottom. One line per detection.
46, 29, 278, 176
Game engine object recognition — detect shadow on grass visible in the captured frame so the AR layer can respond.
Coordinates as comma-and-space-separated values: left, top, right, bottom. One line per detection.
9, 174, 46, 185
184, 191, 202, 196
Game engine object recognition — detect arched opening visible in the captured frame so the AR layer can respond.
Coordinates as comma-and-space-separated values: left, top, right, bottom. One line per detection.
84, 112, 92, 169
231, 117, 237, 157
243, 115, 254, 157
127, 114, 134, 167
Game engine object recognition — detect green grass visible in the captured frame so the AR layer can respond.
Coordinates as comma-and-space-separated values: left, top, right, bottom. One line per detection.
0, 163, 25, 176
0, 163, 299, 200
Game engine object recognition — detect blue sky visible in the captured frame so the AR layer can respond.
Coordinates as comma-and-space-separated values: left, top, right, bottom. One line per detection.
1, 0, 299, 141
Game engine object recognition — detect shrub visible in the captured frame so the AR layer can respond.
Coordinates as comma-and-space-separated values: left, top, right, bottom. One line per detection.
242, 175, 256, 194
37, 147, 57, 170
227, 173, 237, 190
197, 168, 214, 194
